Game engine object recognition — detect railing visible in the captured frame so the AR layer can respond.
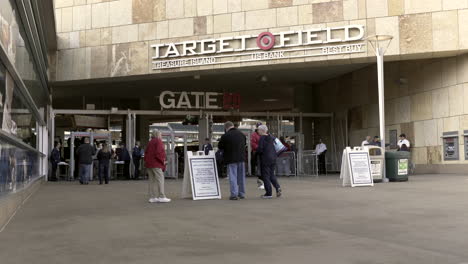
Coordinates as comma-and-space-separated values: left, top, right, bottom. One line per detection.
275, 151, 297, 177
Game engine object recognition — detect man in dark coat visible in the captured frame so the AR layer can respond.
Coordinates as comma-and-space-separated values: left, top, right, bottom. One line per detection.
218, 121, 247, 200
50, 141, 61, 181
132, 141, 143, 180
256, 125, 282, 199
119, 142, 131, 180
76, 137, 95, 184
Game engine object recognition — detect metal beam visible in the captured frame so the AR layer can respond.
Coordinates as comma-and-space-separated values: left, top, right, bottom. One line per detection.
53, 109, 333, 118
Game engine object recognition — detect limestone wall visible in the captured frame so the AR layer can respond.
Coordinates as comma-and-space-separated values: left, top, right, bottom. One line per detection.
52, 0, 468, 81
315, 54, 468, 171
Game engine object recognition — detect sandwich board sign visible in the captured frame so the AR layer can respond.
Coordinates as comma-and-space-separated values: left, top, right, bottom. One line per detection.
340, 147, 374, 187
182, 151, 221, 200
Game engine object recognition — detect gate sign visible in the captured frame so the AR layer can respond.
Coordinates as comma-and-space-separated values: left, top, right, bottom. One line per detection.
159, 91, 240, 110
151, 25, 365, 70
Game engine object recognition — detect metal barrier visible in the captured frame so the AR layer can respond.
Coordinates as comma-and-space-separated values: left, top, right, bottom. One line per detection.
301, 150, 319, 177
164, 152, 179, 179
275, 151, 297, 177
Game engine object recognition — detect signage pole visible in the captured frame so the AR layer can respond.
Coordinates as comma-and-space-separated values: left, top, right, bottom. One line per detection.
377, 48, 388, 182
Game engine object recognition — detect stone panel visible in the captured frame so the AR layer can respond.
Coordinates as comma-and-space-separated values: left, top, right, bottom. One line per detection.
138, 22, 157, 41
277, 6, 298, 27
427, 146, 442, 164
133, 0, 153, 23
436, 118, 444, 145
388, 0, 404, 16
206, 15, 214, 34
312, 2, 343, 23
443, 116, 459, 132
269, 0, 292, 8
432, 88, 449, 119
432, 11, 459, 52
129, 41, 148, 75
109, 0, 133, 26
293, 0, 308, 4
242, 0, 268, 11
72, 5, 91, 31
375, 16, 399, 56
184, 0, 197, 17
396, 96, 411, 123
61, 7, 73, 32
55, 9, 62, 32
228, 0, 242, 12
232, 12, 245, 31
69, 31, 80, 48
112, 25, 139, 43
166, 0, 184, 19
56, 0, 74, 8
86, 29, 101, 46
411, 91, 432, 121
214, 0, 228, 14
424, 119, 438, 146
357, 0, 366, 19
464, 83, 468, 114
194, 16, 207, 35
400, 122, 414, 145
73, 48, 88, 79
109, 43, 130, 77
245, 9, 277, 30
405, 0, 442, 14
298, 5, 312, 24
197, 0, 213, 16
75, 0, 86, 5
449, 84, 464, 116
91, 2, 109, 28
80, 31, 87, 46
213, 14, 232, 33
366, 0, 388, 18
413, 120, 424, 147
153, 0, 166, 21
459, 115, 468, 131
57, 49, 74, 80
442, 57, 457, 87
422, 61, 442, 92
411, 147, 428, 164
399, 14, 432, 54
157, 21, 169, 39
169, 18, 194, 38
456, 53, 468, 84
57, 33, 69, 50
343, 0, 358, 21
443, 0, 468, 10
459, 9, 468, 49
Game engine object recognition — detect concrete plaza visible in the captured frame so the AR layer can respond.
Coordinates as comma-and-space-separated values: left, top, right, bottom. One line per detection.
1, 175, 468, 264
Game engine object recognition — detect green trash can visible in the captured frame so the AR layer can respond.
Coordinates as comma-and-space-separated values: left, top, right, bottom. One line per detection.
385, 151, 410, 182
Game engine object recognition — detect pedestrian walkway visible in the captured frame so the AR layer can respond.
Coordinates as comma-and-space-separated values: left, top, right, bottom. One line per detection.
1, 175, 468, 264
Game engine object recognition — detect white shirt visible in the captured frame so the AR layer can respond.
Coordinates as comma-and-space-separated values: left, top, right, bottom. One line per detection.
398, 139, 410, 148
361, 140, 369, 146
315, 143, 327, 155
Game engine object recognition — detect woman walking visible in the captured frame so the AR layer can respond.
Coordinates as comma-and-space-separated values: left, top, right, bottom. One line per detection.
97, 143, 112, 184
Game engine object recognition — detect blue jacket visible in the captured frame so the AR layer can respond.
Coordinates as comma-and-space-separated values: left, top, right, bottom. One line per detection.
257, 135, 277, 166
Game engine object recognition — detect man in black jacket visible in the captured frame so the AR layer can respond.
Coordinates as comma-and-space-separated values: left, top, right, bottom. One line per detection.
218, 121, 246, 200
50, 141, 61, 181
76, 137, 96, 185
257, 125, 282, 199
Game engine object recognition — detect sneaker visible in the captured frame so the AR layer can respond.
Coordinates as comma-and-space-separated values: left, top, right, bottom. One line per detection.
258, 185, 265, 190
277, 188, 282, 198
229, 196, 239, 200
261, 195, 273, 199
238, 196, 245, 200
148, 198, 159, 203
158, 197, 171, 203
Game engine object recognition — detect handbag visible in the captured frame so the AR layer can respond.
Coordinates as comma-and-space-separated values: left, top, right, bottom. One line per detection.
273, 137, 287, 155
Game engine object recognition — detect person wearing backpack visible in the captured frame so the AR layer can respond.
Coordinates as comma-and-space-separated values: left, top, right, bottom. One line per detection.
256, 125, 282, 199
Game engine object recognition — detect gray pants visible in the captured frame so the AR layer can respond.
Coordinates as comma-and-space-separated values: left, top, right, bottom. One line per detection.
148, 168, 165, 198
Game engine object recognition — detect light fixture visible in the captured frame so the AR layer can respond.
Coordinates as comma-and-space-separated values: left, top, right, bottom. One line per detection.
194, 74, 201, 79
263, 98, 278, 102
260, 75, 268, 82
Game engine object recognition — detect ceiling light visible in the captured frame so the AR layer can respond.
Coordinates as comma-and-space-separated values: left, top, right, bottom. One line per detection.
263, 99, 278, 102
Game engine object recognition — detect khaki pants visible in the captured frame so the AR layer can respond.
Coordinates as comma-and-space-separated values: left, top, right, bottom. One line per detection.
148, 168, 165, 198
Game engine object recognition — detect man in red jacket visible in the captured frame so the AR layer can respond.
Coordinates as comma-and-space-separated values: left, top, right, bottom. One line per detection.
145, 130, 170, 203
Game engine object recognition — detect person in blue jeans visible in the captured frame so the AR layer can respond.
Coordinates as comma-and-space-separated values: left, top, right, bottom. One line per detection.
76, 137, 96, 185
218, 121, 247, 200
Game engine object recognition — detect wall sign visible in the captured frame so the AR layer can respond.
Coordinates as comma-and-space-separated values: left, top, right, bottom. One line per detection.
159, 91, 240, 110
151, 25, 365, 70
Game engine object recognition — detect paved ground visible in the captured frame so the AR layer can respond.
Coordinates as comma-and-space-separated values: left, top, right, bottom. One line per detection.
1, 175, 468, 264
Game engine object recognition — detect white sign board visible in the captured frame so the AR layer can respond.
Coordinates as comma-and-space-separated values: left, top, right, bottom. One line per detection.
182, 151, 221, 200
341, 147, 374, 187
